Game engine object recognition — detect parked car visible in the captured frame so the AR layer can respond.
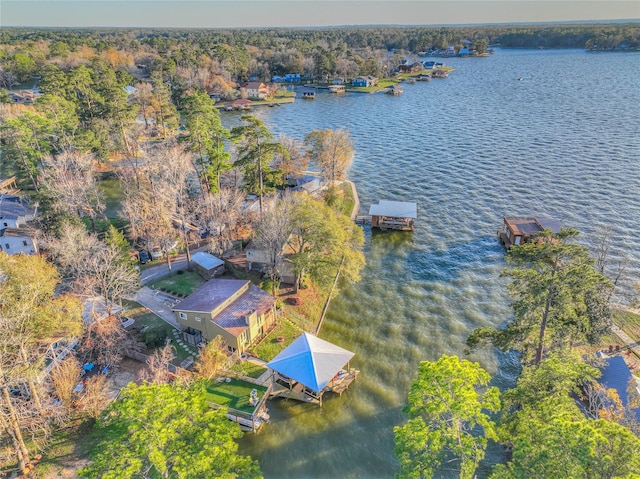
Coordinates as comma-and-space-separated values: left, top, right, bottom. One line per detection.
138, 250, 151, 264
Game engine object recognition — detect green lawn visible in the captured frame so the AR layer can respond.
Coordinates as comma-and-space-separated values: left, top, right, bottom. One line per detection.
99, 176, 125, 219
340, 181, 355, 217
252, 319, 303, 361
347, 79, 399, 93
612, 308, 640, 342
203, 378, 268, 414
231, 361, 267, 379
19, 417, 98, 478
148, 271, 206, 297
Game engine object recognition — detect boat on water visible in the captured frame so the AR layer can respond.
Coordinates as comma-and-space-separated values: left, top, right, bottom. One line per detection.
406, 78, 416, 84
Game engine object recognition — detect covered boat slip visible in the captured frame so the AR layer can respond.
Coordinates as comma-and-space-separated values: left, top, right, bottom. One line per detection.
498, 216, 562, 248
267, 333, 359, 406
368, 200, 417, 231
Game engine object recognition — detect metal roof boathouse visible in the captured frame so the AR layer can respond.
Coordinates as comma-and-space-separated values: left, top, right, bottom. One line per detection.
368, 200, 417, 231
267, 333, 359, 406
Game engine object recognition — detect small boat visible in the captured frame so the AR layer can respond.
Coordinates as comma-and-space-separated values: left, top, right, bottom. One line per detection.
406, 78, 416, 84
517, 77, 524, 81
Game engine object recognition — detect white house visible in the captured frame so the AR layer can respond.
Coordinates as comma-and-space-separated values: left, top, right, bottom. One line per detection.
0, 194, 36, 229
0, 227, 38, 255
0, 194, 38, 255
243, 82, 269, 100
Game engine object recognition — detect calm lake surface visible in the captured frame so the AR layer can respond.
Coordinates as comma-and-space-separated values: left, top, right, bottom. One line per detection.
233, 49, 640, 478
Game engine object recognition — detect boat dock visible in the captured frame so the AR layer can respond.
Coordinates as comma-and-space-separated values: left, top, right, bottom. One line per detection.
368, 200, 417, 231
269, 368, 360, 406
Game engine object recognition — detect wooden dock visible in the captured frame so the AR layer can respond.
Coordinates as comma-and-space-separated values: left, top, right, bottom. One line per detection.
355, 215, 371, 225
269, 368, 359, 406
326, 368, 359, 395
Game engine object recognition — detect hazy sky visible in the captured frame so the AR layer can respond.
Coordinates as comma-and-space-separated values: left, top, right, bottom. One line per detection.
2, 0, 639, 28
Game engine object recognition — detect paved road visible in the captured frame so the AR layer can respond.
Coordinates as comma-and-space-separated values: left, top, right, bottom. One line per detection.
139, 244, 211, 284
139, 257, 189, 285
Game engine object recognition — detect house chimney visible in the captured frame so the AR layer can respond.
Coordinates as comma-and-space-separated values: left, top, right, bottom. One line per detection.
245, 309, 256, 325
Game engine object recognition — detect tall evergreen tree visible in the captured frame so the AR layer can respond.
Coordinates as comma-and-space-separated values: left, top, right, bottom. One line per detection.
467, 228, 613, 364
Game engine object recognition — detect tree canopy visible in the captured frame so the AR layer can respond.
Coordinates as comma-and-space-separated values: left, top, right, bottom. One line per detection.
467, 228, 612, 364
80, 383, 262, 479
394, 355, 500, 479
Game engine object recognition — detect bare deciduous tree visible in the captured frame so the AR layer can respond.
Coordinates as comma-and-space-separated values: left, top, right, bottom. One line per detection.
50, 357, 82, 412
273, 134, 309, 186
39, 150, 105, 230
194, 336, 228, 380
141, 343, 176, 385
304, 128, 354, 185
252, 193, 296, 285
75, 375, 111, 419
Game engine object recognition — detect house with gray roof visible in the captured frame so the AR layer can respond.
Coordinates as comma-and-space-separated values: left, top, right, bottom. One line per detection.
0, 193, 38, 255
172, 279, 277, 354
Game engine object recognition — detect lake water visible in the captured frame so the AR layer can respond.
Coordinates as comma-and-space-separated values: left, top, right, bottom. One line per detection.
233, 49, 640, 478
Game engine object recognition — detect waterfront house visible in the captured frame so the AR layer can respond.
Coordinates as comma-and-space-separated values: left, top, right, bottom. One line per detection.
498, 216, 562, 248
267, 332, 358, 406
191, 251, 226, 279
443, 45, 457, 57
368, 200, 417, 231
242, 81, 269, 100
333, 77, 346, 85
352, 76, 378, 87
398, 62, 422, 73
172, 279, 277, 354
284, 73, 301, 83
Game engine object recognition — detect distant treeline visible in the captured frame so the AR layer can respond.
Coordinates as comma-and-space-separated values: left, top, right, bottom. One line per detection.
1, 23, 639, 53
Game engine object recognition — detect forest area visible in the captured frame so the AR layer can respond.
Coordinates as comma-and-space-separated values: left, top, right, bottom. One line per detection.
1, 22, 640, 478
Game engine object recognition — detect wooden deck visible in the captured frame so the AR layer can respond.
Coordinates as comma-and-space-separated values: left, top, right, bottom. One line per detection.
269, 368, 359, 406
378, 219, 414, 231
326, 368, 359, 395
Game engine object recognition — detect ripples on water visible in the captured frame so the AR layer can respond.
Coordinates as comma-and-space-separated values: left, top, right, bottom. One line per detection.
235, 49, 640, 478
